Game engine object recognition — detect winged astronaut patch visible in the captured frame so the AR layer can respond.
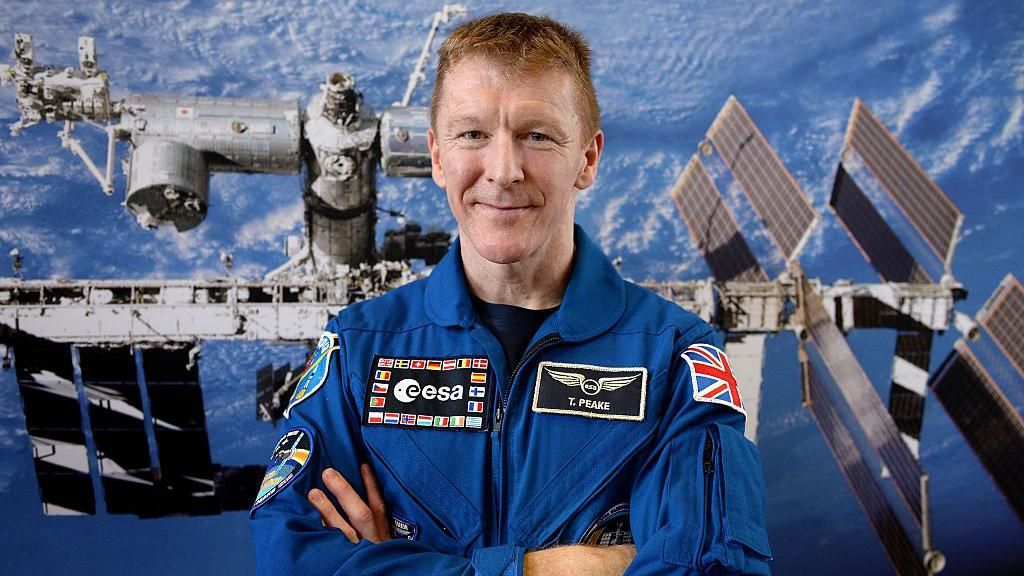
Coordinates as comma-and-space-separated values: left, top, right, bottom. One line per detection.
532, 361, 647, 421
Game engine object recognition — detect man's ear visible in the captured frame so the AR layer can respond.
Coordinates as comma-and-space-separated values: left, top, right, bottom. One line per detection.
428, 128, 446, 189
574, 130, 604, 190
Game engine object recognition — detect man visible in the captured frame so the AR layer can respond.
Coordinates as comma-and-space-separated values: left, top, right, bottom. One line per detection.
250, 12, 771, 576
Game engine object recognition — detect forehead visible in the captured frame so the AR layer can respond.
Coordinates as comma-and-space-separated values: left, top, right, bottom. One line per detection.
439, 56, 578, 123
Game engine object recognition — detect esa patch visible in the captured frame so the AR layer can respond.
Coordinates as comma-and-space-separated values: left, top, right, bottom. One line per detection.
363, 355, 492, 432
284, 332, 340, 418
579, 503, 633, 546
251, 428, 313, 513
389, 513, 419, 540
682, 343, 745, 415
532, 361, 647, 421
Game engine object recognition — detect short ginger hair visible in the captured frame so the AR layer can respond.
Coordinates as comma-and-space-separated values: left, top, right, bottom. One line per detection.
430, 12, 601, 141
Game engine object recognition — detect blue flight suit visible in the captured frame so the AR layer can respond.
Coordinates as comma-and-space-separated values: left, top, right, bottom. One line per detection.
250, 225, 772, 575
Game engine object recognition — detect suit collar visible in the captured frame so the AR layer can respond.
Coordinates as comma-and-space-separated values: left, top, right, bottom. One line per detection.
424, 224, 626, 342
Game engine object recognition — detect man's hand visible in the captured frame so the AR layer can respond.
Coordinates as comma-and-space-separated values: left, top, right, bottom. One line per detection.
307, 463, 392, 544
524, 544, 636, 576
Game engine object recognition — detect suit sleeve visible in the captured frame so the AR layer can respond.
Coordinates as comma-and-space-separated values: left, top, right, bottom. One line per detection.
623, 326, 773, 576
248, 316, 523, 576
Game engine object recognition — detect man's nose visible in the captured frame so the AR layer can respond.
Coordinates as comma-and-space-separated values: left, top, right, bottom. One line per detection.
485, 131, 524, 188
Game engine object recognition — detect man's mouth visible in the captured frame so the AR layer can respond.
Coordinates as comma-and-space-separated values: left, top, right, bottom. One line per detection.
473, 202, 531, 214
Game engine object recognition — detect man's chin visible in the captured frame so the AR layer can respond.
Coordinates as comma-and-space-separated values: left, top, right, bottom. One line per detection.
464, 237, 531, 265
476, 245, 529, 265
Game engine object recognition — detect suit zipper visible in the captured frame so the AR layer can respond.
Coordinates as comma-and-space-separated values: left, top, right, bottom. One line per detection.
491, 333, 561, 545
494, 333, 561, 433
696, 431, 716, 570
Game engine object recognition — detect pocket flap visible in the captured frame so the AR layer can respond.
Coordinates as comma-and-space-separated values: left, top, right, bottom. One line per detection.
510, 419, 654, 546
713, 422, 772, 558
364, 427, 483, 549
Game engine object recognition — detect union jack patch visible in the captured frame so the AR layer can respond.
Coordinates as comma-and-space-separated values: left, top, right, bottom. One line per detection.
682, 343, 745, 416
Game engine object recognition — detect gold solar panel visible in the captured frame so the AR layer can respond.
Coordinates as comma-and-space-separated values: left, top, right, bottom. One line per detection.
845, 99, 963, 267
706, 96, 819, 262
670, 155, 768, 282
976, 274, 1024, 379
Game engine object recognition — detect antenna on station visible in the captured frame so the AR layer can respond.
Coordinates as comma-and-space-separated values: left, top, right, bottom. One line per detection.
398, 3, 467, 107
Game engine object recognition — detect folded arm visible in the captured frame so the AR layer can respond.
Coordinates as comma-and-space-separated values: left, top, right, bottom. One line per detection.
310, 463, 637, 576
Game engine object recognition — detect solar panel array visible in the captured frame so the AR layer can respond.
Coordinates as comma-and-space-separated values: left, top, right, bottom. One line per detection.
14, 341, 95, 515
976, 273, 1024, 379
800, 275, 924, 522
929, 340, 1024, 522
707, 96, 818, 262
257, 362, 294, 422
143, 347, 219, 516
670, 155, 768, 282
804, 362, 926, 576
888, 331, 933, 452
256, 364, 275, 420
10, 338, 267, 518
830, 164, 931, 283
79, 346, 157, 515
845, 99, 963, 266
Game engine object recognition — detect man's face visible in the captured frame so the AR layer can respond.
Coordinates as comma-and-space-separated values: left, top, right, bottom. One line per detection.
428, 56, 603, 265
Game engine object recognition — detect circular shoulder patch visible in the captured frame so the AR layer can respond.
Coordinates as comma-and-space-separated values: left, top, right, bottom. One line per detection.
251, 427, 314, 513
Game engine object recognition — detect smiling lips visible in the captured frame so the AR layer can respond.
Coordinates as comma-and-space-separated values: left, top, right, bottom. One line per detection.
473, 202, 532, 215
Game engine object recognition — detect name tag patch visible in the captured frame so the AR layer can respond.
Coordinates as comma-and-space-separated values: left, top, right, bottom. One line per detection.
363, 355, 492, 432
532, 361, 647, 421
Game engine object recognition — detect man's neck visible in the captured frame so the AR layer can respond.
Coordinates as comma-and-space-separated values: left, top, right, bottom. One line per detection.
459, 234, 574, 310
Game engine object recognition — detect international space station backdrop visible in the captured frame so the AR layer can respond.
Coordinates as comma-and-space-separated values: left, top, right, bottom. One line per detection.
1, 1, 1022, 574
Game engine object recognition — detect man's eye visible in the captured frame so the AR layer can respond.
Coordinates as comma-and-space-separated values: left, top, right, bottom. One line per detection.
461, 131, 484, 140
527, 132, 549, 142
